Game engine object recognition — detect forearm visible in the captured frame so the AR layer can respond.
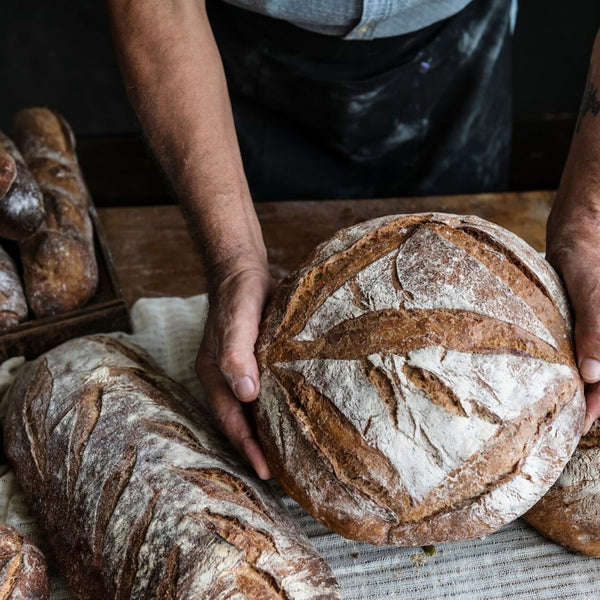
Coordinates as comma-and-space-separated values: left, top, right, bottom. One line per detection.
545, 28, 600, 428
552, 29, 600, 222
105, 0, 266, 277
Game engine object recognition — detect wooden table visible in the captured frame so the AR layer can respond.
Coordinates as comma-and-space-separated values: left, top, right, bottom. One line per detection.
97, 190, 554, 307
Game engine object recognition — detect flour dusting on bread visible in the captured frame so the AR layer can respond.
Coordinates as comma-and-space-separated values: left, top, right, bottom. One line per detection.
256, 213, 584, 547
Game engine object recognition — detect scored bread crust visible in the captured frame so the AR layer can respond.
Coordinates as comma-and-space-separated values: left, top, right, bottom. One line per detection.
13, 107, 97, 318
255, 212, 585, 546
0, 521, 50, 600
0, 142, 16, 201
523, 420, 600, 556
0, 131, 45, 241
3, 335, 340, 600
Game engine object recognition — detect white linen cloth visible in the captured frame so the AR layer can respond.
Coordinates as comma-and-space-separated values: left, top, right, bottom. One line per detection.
0, 294, 599, 599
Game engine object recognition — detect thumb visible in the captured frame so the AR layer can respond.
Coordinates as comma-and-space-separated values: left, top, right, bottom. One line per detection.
213, 270, 272, 402
218, 319, 260, 403
574, 310, 600, 436
559, 256, 600, 434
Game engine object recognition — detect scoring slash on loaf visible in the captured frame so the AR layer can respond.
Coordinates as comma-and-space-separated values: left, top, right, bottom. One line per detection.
0, 521, 50, 600
523, 420, 600, 556
255, 212, 585, 547
3, 335, 340, 600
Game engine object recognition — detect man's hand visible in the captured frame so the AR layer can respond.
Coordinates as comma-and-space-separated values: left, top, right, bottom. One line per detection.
547, 198, 600, 435
196, 264, 273, 480
547, 27, 600, 436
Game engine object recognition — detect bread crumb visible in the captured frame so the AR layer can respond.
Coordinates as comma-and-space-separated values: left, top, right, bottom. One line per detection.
411, 545, 437, 567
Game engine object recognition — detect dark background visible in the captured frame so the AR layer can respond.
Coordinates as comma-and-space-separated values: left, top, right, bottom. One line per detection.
0, 0, 599, 202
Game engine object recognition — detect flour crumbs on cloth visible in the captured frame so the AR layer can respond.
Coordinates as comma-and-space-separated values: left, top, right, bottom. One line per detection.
0, 294, 599, 599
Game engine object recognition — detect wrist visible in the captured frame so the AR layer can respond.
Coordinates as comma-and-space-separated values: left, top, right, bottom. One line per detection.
203, 226, 269, 282
546, 186, 600, 270
181, 189, 268, 269
208, 251, 270, 285
207, 260, 272, 310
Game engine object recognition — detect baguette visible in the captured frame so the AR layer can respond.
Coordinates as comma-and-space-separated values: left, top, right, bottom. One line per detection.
3, 335, 340, 599
255, 212, 585, 546
0, 244, 27, 329
0, 521, 50, 600
12, 107, 97, 318
0, 131, 45, 241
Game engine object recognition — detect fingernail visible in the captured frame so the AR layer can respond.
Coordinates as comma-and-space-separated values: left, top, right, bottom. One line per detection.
579, 358, 600, 383
232, 376, 255, 399
583, 412, 595, 436
257, 464, 271, 481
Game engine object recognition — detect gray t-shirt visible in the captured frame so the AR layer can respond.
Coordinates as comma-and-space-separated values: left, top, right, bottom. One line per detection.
220, 0, 475, 39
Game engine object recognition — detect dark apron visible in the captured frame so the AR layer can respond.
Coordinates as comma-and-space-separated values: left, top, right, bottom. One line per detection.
207, 0, 513, 200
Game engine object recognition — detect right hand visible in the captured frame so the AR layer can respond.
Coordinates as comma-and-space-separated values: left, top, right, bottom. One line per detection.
195, 262, 273, 479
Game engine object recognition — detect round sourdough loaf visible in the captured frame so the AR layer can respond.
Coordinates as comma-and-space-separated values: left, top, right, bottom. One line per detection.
523, 420, 600, 556
254, 212, 585, 546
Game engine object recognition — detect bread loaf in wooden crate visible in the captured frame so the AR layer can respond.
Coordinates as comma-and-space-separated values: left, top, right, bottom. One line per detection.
13, 107, 98, 318
0, 140, 16, 201
0, 130, 45, 241
255, 212, 585, 546
0, 244, 27, 329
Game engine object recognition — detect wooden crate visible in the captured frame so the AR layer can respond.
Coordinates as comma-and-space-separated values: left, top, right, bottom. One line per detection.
0, 203, 131, 361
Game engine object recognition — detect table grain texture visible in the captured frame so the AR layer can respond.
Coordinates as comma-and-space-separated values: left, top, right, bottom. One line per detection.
97, 190, 554, 307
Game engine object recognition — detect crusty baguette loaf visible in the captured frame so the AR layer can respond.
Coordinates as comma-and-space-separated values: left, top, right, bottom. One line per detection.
0, 244, 27, 329
0, 521, 50, 600
12, 107, 97, 318
0, 131, 45, 241
0, 143, 16, 200
255, 212, 585, 547
3, 335, 340, 600
523, 420, 600, 556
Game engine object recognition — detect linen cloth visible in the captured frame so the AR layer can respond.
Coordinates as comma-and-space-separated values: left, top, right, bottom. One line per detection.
0, 294, 599, 599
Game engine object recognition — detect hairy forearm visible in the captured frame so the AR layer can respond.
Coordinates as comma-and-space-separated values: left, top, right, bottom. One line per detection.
545, 29, 600, 431
105, 0, 266, 275
555, 29, 600, 213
